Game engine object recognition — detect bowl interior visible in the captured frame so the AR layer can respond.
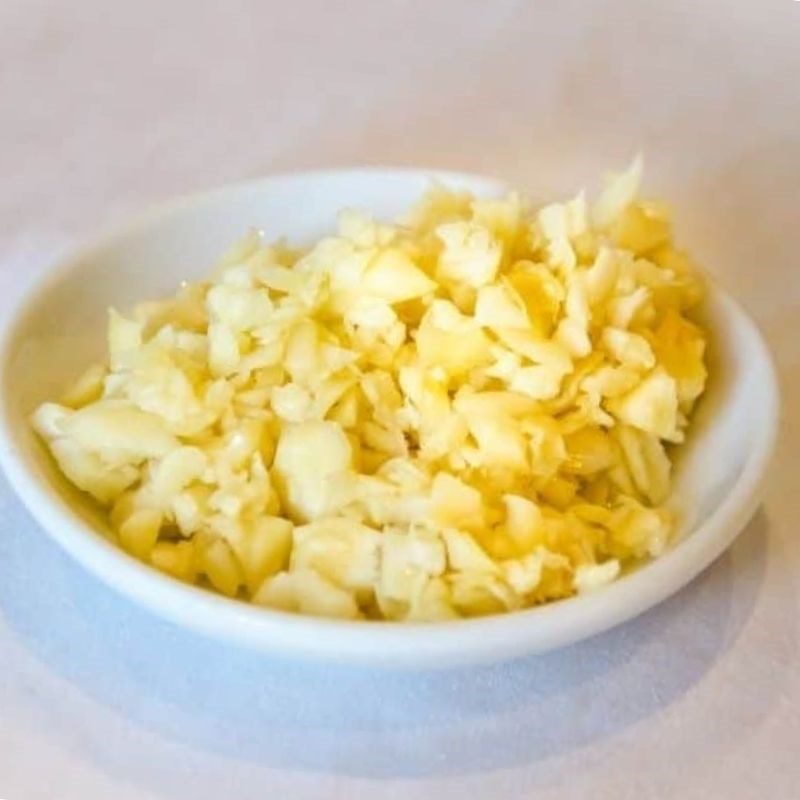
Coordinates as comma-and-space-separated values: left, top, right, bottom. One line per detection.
0, 168, 778, 665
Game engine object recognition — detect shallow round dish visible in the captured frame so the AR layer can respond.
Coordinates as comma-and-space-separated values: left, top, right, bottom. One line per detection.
0, 168, 780, 669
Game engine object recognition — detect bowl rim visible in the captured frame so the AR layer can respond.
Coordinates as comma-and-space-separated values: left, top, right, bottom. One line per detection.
0, 168, 781, 668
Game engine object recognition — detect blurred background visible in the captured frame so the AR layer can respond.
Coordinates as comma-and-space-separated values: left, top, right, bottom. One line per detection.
1, 2, 798, 798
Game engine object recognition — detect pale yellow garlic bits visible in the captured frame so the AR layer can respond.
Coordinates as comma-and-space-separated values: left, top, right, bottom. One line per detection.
32, 158, 708, 621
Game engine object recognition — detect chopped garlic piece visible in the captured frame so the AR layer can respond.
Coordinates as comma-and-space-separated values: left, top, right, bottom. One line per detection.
574, 560, 621, 593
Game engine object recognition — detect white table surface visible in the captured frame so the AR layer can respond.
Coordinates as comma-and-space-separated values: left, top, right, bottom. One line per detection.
2, 2, 799, 798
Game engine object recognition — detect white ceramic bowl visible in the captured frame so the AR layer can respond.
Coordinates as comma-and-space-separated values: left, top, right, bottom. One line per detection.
0, 169, 779, 669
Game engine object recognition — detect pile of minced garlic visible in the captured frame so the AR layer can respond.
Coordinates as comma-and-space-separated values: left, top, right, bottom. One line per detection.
32, 158, 708, 621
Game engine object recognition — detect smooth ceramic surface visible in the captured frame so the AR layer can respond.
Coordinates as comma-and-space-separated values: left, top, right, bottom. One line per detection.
0, 169, 779, 668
